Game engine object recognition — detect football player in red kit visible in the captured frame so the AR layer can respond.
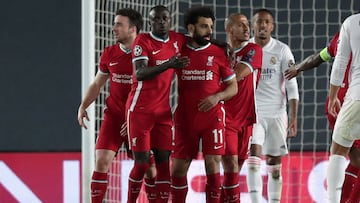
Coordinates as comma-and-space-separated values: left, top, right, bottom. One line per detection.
126, 5, 189, 203
171, 6, 238, 203
221, 13, 263, 203
77, 8, 145, 203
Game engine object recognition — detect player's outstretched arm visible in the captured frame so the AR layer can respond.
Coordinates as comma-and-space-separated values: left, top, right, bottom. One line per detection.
134, 55, 190, 81
77, 73, 108, 129
285, 51, 325, 80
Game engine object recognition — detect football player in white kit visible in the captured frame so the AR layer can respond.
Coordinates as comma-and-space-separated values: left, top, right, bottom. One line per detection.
246, 8, 299, 203
326, 13, 360, 203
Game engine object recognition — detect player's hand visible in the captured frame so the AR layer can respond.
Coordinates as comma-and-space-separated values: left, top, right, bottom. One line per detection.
198, 95, 220, 112
328, 97, 341, 118
284, 64, 299, 80
120, 122, 128, 137
168, 55, 190, 69
77, 107, 89, 129
287, 118, 297, 138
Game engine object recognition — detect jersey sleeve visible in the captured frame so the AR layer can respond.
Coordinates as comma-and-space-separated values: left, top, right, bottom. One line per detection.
219, 51, 235, 82
98, 47, 110, 74
282, 44, 299, 100
131, 34, 149, 62
280, 44, 295, 73
248, 44, 263, 71
330, 20, 351, 86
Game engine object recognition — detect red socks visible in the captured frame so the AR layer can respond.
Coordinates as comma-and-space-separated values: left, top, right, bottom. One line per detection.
206, 173, 222, 203
155, 162, 171, 202
91, 171, 108, 203
223, 172, 240, 203
144, 177, 157, 203
171, 176, 188, 203
341, 163, 359, 203
127, 163, 149, 203
347, 167, 360, 203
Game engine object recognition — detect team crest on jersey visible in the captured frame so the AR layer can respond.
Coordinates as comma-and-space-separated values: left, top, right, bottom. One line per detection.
207, 56, 214, 66
270, 56, 277, 65
206, 70, 213, 80
132, 137, 137, 147
173, 41, 179, 53
133, 45, 142, 56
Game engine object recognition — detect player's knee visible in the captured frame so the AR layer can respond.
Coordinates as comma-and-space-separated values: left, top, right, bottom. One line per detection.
247, 156, 261, 171
267, 164, 282, 179
221, 155, 238, 172
133, 151, 150, 163
152, 149, 171, 163
349, 148, 360, 168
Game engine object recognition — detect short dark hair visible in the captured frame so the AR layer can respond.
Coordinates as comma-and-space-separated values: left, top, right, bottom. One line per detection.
116, 8, 143, 34
253, 8, 274, 20
149, 5, 170, 15
184, 6, 215, 29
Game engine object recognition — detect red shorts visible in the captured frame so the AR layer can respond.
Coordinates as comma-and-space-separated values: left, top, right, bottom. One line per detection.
224, 125, 252, 160
173, 107, 225, 159
127, 110, 173, 152
325, 97, 360, 148
96, 108, 127, 152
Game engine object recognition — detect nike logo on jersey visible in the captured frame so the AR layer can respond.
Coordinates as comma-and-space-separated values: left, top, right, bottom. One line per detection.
109, 62, 118, 66
152, 50, 161, 55
214, 145, 223, 150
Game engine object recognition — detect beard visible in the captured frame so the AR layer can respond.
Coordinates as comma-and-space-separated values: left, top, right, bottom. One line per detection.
193, 29, 211, 46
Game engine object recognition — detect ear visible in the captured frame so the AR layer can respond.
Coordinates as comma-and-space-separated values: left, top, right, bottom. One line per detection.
187, 24, 194, 35
129, 26, 135, 33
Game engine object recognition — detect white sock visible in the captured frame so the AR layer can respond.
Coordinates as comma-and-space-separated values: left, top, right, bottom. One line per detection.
247, 156, 263, 203
267, 164, 282, 203
327, 154, 346, 203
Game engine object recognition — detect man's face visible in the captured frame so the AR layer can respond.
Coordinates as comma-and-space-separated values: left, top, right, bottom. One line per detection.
192, 17, 213, 46
252, 11, 274, 40
112, 15, 133, 43
149, 9, 171, 37
228, 15, 250, 42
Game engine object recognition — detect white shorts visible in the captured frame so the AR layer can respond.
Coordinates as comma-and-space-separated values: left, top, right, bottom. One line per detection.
333, 98, 360, 148
251, 112, 288, 156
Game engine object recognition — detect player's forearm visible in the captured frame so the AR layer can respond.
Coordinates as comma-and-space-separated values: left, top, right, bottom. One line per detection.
135, 63, 170, 81
296, 52, 324, 73
80, 84, 102, 110
288, 99, 299, 121
328, 84, 340, 101
216, 77, 238, 101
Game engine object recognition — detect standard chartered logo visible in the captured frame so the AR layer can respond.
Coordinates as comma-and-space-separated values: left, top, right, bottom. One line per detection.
181, 69, 213, 81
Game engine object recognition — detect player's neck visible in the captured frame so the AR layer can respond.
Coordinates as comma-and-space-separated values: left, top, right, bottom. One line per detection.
120, 36, 136, 50
255, 37, 270, 48
230, 40, 247, 49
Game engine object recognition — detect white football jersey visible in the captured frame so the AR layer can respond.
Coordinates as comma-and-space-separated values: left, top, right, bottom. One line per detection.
249, 37, 299, 117
331, 13, 360, 100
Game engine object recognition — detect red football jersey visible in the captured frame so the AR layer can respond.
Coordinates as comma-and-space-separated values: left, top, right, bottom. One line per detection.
99, 44, 133, 114
327, 32, 351, 103
225, 42, 263, 128
176, 43, 235, 116
127, 31, 186, 113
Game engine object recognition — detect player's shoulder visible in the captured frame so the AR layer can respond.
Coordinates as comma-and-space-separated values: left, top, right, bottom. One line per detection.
272, 38, 290, 49
246, 42, 262, 51
344, 13, 360, 24
169, 31, 186, 42
101, 43, 119, 57
135, 32, 151, 42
